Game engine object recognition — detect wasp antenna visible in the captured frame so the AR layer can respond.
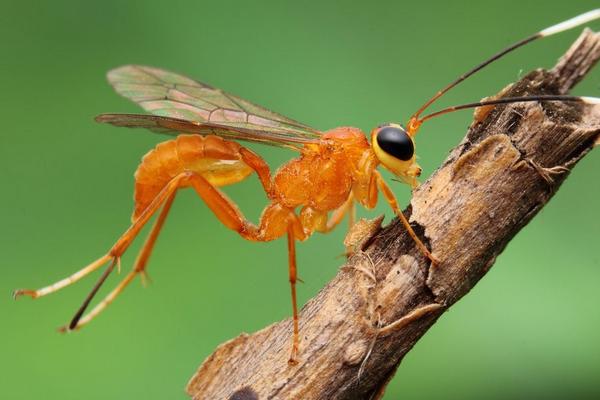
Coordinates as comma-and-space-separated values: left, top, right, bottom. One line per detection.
408, 9, 600, 134
581, 96, 600, 105
419, 95, 600, 124
540, 9, 600, 37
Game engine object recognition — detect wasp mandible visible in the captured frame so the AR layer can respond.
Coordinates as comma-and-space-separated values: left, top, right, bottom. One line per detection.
15, 9, 600, 364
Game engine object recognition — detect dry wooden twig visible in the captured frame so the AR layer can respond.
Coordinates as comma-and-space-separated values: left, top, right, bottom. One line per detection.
186, 30, 600, 400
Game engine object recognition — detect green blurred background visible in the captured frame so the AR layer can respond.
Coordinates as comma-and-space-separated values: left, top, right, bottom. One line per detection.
1, 1, 599, 399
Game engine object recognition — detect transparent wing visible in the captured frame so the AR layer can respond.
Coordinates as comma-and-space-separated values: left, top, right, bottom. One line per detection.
95, 113, 316, 149
98, 65, 322, 148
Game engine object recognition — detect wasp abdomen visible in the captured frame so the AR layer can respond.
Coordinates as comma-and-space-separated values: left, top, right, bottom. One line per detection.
132, 134, 253, 221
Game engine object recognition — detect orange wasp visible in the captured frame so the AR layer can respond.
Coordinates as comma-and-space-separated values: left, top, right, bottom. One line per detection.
15, 10, 600, 364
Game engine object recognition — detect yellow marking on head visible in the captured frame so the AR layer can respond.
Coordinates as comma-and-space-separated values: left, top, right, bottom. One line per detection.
370, 125, 421, 187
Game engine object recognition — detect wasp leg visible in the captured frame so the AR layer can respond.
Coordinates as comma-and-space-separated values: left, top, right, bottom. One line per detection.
133, 191, 177, 285
286, 227, 300, 365
64, 146, 275, 331
19, 146, 275, 329
321, 194, 354, 234
238, 147, 272, 195
63, 175, 187, 331
14, 255, 112, 299
14, 175, 183, 302
64, 148, 272, 331
374, 171, 439, 266
64, 191, 177, 331
316, 195, 359, 258
184, 172, 307, 364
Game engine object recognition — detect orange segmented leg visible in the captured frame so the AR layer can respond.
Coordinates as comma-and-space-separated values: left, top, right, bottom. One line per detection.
15, 173, 185, 331
68, 166, 272, 331
374, 171, 438, 265
287, 227, 300, 365
108, 175, 186, 258
239, 147, 272, 196
316, 194, 358, 258
134, 191, 177, 284
65, 191, 177, 331
183, 172, 308, 363
14, 254, 112, 299
321, 194, 354, 234
67, 177, 183, 330
66, 147, 275, 328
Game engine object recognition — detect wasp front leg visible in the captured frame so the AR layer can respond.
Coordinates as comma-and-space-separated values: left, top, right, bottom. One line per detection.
373, 171, 438, 266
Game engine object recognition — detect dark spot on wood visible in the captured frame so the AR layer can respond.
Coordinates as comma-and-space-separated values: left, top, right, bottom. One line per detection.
493, 146, 504, 159
229, 387, 258, 400
542, 101, 583, 124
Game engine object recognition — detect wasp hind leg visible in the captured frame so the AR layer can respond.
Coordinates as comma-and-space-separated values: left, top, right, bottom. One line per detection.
14, 174, 186, 332
62, 190, 178, 331
13, 254, 112, 300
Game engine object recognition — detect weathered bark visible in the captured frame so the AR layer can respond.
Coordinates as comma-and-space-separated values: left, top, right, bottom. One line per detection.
186, 30, 600, 400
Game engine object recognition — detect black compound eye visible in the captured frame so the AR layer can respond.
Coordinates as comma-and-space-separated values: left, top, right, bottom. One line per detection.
376, 126, 414, 161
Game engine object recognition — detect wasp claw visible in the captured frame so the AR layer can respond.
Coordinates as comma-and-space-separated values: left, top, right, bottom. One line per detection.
140, 271, 152, 287
13, 289, 37, 300
288, 357, 299, 366
288, 349, 299, 366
